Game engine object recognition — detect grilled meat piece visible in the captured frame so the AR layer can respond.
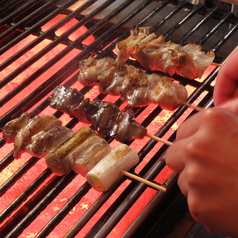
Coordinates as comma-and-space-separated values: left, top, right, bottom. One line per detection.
49, 85, 147, 141
78, 56, 116, 89
3, 112, 31, 143
26, 126, 74, 158
49, 85, 84, 113
115, 27, 215, 79
116, 26, 153, 62
78, 57, 188, 109
13, 115, 62, 158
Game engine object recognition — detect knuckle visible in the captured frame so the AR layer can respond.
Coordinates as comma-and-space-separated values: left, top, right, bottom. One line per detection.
185, 167, 198, 186
188, 197, 200, 217
202, 107, 224, 124
183, 140, 200, 158
187, 195, 204, 223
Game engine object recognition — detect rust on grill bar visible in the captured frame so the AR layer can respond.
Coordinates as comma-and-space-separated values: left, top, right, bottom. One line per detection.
1, 0, 238, 237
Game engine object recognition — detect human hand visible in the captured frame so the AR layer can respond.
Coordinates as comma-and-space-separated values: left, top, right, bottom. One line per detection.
217, 97, 238, 115
214, 47, 238, 106
165, 107, 238, 237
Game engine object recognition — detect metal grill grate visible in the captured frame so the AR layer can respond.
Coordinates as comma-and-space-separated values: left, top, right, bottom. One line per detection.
1, 0, 238, 237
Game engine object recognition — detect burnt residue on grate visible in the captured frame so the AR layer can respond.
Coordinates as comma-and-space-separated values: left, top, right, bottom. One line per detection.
1, 0, 238, 237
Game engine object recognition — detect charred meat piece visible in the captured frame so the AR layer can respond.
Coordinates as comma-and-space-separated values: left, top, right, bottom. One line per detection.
49, 85, 84, 116
78, 57, 188, 109
26, 126, 74, 158
115, 27, 215, 79
13, 115, 62, 158
49, 85, 89, 123
88, 100, 123, 138
3, 112, 31, 143
48, 85, 147, 141
115, 109, 147, 142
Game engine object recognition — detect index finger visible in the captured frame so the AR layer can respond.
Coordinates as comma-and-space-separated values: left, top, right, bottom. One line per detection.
214, 47, 238, 105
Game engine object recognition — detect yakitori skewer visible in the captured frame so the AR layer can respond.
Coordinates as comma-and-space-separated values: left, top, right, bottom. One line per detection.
2, 114, 167, 193
115, 26, 217, 79
49, 85, 204, 144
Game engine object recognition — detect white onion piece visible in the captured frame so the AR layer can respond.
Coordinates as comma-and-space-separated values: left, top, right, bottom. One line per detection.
71, 135, 111, 176
86, 144, 139, 192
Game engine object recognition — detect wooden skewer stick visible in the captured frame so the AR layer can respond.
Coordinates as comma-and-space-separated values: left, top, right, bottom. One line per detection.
182, 102, 204, 111
121, 170, 167, 192
212, 62, 222, 67
147, 134, 173, 146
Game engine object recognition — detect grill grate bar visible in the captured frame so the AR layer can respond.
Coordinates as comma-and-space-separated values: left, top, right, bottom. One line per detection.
122, 172, 180, 238
164, 3, 204, 38
0, 152, 14, 172
198, 11, 234, 46
153, 0, 190, 31
130, 0, 173, 29
0, 168, 52, 222
35, 182, 91, 238
0, 157, 41, 196
2, 171, 77, 238
0, 0, 26, 15
100, 0, 182, 54
0, 0, 98, 72
213, 19, 238, 53
1, 1, 238, 237
0, 0, 78, 54
0, 0, 41, 26
0, 0, 119, 103
178, 6, 219, 45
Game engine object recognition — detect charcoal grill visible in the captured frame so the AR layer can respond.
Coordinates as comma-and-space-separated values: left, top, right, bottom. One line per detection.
1, 0, 238, 237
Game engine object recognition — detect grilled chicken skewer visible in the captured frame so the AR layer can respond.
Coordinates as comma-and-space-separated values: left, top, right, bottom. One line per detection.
49, 85, 147, 142
49, 85, 202, 144
2, 115, 167, 192
115, 26, 215, 79
78, 56, 188, 110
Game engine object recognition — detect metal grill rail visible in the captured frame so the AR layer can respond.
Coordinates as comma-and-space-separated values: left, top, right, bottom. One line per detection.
1, 0, 238, 237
